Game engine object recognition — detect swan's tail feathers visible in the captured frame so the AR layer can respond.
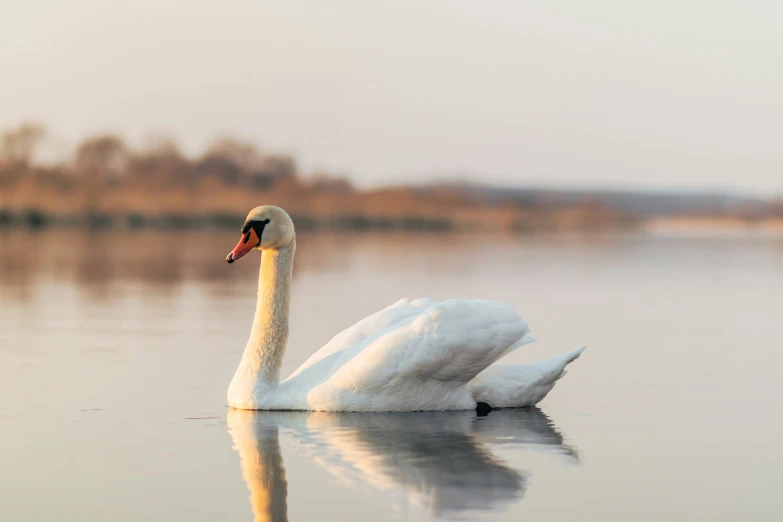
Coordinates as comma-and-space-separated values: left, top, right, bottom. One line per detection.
562, 346, 587, 363
468, 346, 587, 408
529, 346, 587, 387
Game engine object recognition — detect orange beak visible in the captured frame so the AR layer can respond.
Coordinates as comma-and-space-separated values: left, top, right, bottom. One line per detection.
226, 228, 260, 263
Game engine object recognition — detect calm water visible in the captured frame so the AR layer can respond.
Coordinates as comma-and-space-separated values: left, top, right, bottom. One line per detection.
1, 229, 782, 521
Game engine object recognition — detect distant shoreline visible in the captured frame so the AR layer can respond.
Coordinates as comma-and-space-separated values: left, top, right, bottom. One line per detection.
0, 209, 457, 232
4, 208, 783, 235
3, 122, 779, 235
0, 208, 638, 233
646, 216, 783, 235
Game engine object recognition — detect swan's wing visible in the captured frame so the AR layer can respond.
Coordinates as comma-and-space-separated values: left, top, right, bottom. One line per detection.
287, 298, 436, 380
303, 299, 531, 411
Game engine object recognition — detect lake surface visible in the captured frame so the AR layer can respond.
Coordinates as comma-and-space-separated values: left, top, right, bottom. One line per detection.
1, 229, 782, 521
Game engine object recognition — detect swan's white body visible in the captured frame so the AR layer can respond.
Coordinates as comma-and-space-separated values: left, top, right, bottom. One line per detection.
227, 206, 586, 412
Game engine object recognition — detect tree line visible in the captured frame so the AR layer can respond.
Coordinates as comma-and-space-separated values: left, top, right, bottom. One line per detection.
0, 122, 366, 229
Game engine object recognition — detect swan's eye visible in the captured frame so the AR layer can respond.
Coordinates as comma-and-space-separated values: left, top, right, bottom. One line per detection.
240, 218, 271, 244
242, 218, 270, 234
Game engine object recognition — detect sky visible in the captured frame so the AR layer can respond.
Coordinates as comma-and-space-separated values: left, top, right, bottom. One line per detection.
1, 1, 782, 193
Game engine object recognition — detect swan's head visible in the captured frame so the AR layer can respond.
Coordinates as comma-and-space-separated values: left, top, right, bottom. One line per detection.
226, 206, 295, 263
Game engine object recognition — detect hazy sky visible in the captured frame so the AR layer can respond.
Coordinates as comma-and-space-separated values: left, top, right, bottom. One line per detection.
1, 1, 781, 192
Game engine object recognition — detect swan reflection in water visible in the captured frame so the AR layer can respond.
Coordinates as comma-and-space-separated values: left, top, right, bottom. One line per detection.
227, 408, 578, 521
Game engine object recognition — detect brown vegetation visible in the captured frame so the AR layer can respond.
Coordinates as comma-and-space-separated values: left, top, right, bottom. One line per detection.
0, 122, 640, 232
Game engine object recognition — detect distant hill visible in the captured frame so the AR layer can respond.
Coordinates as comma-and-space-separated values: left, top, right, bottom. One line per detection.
434, 182, 769, 218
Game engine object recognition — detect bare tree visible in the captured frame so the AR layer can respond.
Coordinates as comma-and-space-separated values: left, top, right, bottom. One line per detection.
198, 137, 264, 185
0, 122, 46, 171
250, 154, 297, 189
74, 134, 128, 212
129, 135, 188, 184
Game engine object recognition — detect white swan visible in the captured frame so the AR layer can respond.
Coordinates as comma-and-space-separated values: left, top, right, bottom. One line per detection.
225, 205, 586, 412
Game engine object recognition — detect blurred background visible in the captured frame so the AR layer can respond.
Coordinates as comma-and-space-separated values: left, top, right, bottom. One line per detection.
2, 3, 783, 522
2, 1, 782, 233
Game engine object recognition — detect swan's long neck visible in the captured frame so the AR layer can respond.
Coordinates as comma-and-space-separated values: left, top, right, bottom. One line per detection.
235, 238, 295, 391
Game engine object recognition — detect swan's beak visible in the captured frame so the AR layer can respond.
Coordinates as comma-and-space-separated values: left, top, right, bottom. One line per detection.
226, 229, 260, 264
